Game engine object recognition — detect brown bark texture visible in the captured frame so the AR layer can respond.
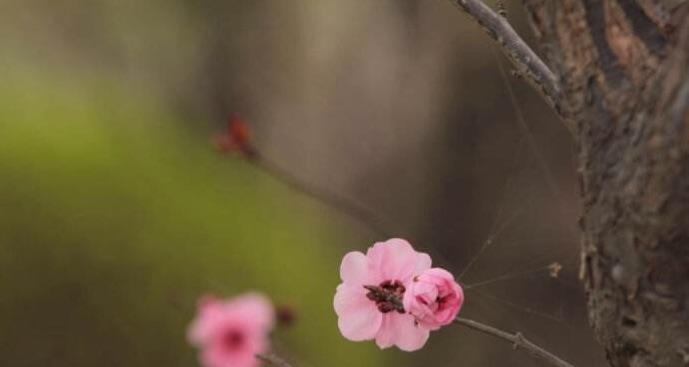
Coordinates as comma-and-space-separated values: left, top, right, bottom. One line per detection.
520, 1, 689, 366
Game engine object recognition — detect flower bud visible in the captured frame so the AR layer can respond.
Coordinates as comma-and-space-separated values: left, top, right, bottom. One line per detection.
403, 268, 464, 330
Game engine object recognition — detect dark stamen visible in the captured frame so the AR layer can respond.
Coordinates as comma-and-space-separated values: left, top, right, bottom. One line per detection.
364, 280, 406, 313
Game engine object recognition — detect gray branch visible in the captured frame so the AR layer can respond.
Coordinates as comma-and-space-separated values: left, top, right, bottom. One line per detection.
256, 353, 294, 367
447, 0, 563, 116
455, 317, 575, 367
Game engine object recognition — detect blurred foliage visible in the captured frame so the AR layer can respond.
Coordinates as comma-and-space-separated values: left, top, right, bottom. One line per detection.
0, 67, 395, 367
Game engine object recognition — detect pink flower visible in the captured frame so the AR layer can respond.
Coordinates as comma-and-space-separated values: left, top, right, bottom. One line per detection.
334, 238, 432, 351
403, 268, 464, 330
188, 293, 274, 367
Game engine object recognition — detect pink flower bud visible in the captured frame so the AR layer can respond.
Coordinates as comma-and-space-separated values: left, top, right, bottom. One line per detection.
403, 268, 464, 330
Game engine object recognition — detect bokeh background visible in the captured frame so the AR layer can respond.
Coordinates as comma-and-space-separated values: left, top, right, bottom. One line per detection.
0, 0, 608, 366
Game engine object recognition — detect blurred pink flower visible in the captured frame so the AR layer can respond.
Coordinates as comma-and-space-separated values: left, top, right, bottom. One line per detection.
334, 238, 432, 351
403, 268, 464, 330
188, 293, 274, 367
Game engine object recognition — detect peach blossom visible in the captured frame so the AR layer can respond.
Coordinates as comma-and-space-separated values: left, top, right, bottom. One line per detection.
188, 293, 274, 367
334, 238, 432, 351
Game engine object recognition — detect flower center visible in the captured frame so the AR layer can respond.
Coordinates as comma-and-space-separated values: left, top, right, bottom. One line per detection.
364, 280, 405, 314
221, 329, 245, 351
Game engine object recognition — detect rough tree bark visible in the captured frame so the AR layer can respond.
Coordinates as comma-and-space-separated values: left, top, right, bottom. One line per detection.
522, 1, 689, 366
452, 1, 689, 366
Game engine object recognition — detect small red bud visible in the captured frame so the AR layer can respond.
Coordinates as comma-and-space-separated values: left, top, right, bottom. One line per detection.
228, 115, 251, 148
212, 114, 257, 158
275, 304, 297, 327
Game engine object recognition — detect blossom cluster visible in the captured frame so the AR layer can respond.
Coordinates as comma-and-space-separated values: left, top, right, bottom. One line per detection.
334, 238, 464, 351
186, 238, 463, 367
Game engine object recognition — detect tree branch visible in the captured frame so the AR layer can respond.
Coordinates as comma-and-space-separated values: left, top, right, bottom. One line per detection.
447, 0, 564, 118
253, 152, 393, 238
454, 317, 575, 367
256, 353, 294, 367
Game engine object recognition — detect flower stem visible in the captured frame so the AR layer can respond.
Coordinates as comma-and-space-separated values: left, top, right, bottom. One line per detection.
454, 317, 575, 367
255, 353, 294, 367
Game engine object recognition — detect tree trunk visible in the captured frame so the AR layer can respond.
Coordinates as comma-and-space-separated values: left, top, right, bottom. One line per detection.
521, 1, 689, 366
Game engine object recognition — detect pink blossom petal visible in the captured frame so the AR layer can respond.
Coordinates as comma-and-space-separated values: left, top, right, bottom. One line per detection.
188, 300, 225, 345
367, 239, 425, 281
413, 252, 432, 275
422, 267, 456, 281
340, 251, 377, 285
375, 313, 429, 351
334, 284, 382, 341
374, 314, 396, 349
390, 313, 430, 351
231, 292, 275, 330
202, 342, 260, 367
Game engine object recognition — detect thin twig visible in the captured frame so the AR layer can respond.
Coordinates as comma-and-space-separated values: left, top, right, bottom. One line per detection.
454, 317, 575, 367
252, 152, 393, 238
256, 353, 294, 367
447, 0, 564, 118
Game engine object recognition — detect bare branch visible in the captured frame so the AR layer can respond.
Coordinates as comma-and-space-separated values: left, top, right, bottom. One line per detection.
363, 289, 575, 367
447, 0, 564, 118
256, 353, 294, 367
455, 317, 575, 367
253, 152, 393, 238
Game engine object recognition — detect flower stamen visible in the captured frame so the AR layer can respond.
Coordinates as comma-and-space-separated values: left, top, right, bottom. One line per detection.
364, 280, 406, 313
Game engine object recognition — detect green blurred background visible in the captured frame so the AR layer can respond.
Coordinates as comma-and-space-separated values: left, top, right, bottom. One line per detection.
0, 1, 607, 366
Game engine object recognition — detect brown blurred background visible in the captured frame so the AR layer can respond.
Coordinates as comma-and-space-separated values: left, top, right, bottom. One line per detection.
0, 0, 607, 366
